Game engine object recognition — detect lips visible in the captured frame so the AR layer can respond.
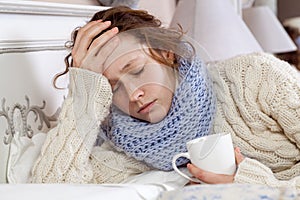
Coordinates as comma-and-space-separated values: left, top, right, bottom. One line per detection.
138, 100, 156, 114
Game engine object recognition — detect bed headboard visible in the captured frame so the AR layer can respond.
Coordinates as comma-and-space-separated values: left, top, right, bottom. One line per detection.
0, 0, 107, 183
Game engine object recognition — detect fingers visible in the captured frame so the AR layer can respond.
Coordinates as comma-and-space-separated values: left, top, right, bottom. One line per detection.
85, 26, 119, 70
187, 163, 234, 184
89, 27, 119, 52
74, 20, 110, 52
72, 20, 112, 67
185, 147, 245, 185
95, 35, 120, 73
81, 34, 120, 74
234, 147, 245, 165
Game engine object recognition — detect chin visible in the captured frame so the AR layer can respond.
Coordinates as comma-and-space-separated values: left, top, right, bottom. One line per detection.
132, 113, 164, 124
147, 110, 168, 124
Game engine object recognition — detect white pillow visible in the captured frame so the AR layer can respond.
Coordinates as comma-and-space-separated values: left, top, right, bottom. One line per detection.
7, 132, 46, 183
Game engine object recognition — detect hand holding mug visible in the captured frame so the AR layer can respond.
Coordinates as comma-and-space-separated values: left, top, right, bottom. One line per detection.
187, 147, 245, 184
172, 133, 242, 183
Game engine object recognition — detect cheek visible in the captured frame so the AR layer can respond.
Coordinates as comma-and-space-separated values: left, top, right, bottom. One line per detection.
161, 87, 174, 108
145, 67, 176, 93
112, 93, 130, 114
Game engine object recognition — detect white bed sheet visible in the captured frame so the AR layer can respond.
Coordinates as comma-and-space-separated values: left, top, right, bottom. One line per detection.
0, 184, 164, 200
2, 183, 299, 200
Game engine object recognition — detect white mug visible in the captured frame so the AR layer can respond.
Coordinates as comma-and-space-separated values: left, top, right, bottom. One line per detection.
172, 132, 236, 182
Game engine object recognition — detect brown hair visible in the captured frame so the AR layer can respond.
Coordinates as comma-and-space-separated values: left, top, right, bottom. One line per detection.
54, 6, 190, 88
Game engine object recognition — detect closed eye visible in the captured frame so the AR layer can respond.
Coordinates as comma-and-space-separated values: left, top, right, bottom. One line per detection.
131, 66, 144, 76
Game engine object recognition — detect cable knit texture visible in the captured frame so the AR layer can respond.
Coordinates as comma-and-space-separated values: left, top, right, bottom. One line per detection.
234, 158, 300, 189
208, 52, 300, 185
31, 68, 149, 183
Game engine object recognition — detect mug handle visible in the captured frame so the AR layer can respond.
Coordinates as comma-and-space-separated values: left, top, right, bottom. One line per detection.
172, 153, 202, 183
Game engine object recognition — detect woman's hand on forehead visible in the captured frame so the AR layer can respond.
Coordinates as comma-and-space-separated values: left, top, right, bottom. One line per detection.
71, 20, 119, 74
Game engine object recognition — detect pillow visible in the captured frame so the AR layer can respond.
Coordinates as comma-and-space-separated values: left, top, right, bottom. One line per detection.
7, 132, 46, 183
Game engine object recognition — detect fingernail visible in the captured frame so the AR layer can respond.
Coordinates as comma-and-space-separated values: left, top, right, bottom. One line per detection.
111, 27, 119, 33
104, 21, 111, 25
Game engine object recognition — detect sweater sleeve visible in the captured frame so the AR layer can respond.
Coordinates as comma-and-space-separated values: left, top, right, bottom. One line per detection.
231, 53, 300, 188
261, 54, 300, 180
260, 54, 300, 145
235, 158, 300, 190
210, 53, 300, 188
31, 68, 111, 183
31, 68, 149, 183
269, 66, 300, 141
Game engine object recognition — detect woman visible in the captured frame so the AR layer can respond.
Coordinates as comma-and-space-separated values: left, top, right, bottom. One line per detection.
32, 6, 300, 190
31, 6, 215, 184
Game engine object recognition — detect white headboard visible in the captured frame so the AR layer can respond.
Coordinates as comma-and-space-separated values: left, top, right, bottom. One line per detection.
0, 0, 107, 183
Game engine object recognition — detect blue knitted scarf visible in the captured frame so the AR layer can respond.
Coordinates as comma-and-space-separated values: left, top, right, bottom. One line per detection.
101, 56, 216, 170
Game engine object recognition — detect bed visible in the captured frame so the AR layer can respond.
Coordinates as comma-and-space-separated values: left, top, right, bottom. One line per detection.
0, 0, 98, 184
0, 1, 298, 200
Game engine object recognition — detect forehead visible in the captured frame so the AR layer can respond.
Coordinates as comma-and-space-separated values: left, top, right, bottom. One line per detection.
104, 34, 144, 70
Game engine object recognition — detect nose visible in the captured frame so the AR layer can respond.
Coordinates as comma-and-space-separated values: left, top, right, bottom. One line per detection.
125, 82, 144, 102
130, 88, 144, 102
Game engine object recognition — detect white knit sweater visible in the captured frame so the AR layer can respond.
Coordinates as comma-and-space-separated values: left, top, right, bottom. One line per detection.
31, 68, 150, 183
31, 53, 300, 189
208, 53, 300, 189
